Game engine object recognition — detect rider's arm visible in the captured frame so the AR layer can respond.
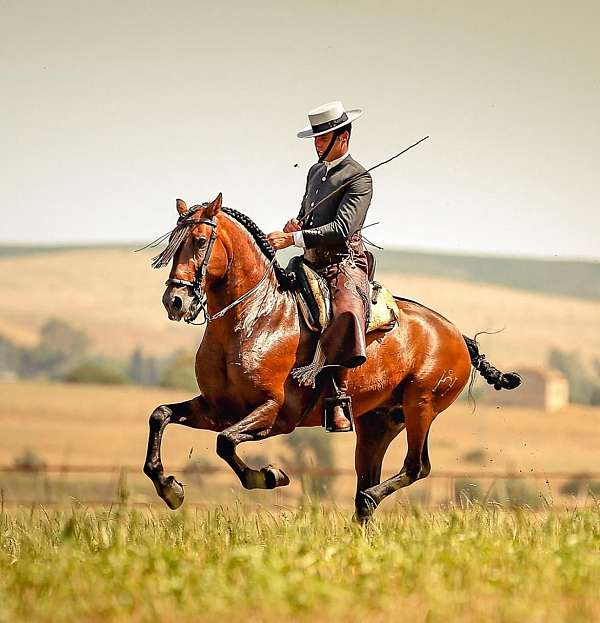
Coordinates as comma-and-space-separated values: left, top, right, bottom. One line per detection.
301, 173, 372, 249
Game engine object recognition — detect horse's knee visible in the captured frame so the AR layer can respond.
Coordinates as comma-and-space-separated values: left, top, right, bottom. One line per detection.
144, 461, 157, 478
216, 433, 235, 459
150, 405, 171, 426
419, 463, 431, 480
404, 457, 423, 483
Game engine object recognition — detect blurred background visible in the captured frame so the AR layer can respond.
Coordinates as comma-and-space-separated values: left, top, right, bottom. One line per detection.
1, 0, 599, 510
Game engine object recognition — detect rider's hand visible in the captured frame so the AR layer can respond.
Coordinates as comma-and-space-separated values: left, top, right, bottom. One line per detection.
267, 231, 294, 250
283, 218, 301, 233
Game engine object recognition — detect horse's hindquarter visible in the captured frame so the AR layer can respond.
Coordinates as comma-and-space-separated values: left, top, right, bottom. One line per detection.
351, 300, 472, 418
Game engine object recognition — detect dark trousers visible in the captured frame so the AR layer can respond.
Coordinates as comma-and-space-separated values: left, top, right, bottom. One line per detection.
314, 242, 369, 368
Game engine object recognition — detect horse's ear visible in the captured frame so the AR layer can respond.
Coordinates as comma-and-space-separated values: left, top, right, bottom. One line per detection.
205, 193, 222, 218
176, 199, 188, 215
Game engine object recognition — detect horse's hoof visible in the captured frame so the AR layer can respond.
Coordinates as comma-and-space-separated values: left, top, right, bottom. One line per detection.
263, 466, 290, 489
355, 490, 378, 523
162, 475, 185, 510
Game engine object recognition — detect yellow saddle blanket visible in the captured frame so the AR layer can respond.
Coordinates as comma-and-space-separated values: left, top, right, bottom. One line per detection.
294, 261, 398, 333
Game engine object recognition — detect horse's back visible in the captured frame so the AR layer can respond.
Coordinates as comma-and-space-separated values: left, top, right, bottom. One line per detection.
353, 297, 471, 400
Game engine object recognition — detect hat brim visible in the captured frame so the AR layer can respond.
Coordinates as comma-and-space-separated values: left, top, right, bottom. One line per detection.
296, 109, 363, 139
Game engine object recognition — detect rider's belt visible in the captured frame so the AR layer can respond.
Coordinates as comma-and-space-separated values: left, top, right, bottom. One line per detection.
303, 234, 364, 269
303, 248, 350, 268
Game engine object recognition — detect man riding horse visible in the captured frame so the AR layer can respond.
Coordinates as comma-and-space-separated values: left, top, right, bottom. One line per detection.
267, 101, 371, 432
145, 104, 522, 517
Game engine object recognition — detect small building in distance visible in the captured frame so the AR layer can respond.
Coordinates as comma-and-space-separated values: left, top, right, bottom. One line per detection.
482, 367, 569, 412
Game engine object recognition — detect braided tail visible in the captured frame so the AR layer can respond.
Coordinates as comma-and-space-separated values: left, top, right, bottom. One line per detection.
463, 335, 522, 391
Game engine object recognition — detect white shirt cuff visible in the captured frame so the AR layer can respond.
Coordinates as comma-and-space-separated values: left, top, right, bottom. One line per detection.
292, 230, 305, 248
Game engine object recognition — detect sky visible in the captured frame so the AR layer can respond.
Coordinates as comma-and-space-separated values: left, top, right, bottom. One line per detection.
1, 0, 599, 259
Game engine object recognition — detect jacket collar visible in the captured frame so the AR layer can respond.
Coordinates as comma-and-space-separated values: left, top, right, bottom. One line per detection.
324, 151, 351, 172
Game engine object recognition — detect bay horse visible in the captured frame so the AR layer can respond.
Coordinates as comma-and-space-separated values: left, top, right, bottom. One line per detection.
143, 194, 521, 521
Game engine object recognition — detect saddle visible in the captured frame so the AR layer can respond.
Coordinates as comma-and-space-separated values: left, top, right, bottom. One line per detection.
286, 256, 398, 334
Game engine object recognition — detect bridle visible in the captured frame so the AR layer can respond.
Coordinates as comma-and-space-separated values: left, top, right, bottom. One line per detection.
164, 207, 275, 325
165, 212, 218, 322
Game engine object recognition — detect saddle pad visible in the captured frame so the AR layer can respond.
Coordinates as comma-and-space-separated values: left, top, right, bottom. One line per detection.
368, 283, 398, 332
295, 262, 398, 333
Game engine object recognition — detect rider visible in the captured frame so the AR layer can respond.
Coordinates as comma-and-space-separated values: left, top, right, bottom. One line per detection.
267, 101, 372, 432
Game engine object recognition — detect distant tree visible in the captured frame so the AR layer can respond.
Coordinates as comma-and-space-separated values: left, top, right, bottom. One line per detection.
39, 318, 89, 361
0, 334, 19, 374
128, 348, 162, 386
128, 348, 144, 384
18, 344, 66, 379
160, 350, 197, 391
17, 318, 90, 379
64, 360, 130, 385
14, 447, 47, 471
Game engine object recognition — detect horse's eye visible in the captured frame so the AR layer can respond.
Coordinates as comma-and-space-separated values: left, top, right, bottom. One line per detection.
197, 236, 207, 248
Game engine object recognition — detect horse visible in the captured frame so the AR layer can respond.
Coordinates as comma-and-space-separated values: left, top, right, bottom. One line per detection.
143, 193, 521, 521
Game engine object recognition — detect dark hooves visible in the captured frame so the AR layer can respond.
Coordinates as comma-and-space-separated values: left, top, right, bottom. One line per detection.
162, 475, 185, 510
263, 466, 290, 489
355, 490, 378, 523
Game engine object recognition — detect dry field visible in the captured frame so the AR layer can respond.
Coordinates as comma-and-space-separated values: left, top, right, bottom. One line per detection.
2, 381, 599, 508
1, 249, 599, 367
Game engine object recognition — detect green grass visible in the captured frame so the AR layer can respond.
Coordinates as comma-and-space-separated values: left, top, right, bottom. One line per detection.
1, 505, 599, 623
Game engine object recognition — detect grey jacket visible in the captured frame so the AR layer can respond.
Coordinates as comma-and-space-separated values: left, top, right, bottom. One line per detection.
297, 155, 373, 251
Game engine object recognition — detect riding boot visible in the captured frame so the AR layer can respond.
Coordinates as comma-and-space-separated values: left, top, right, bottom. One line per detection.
327, 366, 353, 433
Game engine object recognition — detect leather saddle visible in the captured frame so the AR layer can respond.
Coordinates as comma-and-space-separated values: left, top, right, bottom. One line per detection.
286, 256, 398, 334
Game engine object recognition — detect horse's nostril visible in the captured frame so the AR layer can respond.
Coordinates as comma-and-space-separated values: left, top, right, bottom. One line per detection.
172, 296, 183, 311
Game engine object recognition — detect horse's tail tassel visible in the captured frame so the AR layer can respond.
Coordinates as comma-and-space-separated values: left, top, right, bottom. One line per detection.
463, 335, 522, 391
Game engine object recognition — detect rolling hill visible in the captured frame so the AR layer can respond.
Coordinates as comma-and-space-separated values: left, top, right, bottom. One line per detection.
0, 245, 598, 369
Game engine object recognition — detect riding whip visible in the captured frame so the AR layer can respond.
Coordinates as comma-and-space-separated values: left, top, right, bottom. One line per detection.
299, 135, 429, 224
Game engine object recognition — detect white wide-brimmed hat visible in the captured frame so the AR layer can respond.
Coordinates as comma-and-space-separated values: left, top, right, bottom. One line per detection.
297, 101, 363, 139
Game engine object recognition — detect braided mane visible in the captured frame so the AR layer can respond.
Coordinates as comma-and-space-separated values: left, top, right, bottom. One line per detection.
150, 203, 294, 290
221, 207, 294, 290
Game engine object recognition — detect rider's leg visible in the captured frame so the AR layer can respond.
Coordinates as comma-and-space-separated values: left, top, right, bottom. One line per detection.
330, 366, 353, 432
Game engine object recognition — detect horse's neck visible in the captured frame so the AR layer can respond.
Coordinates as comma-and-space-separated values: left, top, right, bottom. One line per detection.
205, 217, 286, 327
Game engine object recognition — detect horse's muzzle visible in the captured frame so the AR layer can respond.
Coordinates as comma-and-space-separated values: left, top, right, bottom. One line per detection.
162, 285, 199, 322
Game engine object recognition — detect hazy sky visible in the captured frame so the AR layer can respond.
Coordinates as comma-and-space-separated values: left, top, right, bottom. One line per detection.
1, 0, 599, 259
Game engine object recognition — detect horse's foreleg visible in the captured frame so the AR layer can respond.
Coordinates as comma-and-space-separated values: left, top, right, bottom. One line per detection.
216, 399, 290, 490
353, 408, 405, 523
144, 395, 220, 509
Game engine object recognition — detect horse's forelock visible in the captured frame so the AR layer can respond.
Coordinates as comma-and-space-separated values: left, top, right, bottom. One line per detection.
151, 224, 191, 269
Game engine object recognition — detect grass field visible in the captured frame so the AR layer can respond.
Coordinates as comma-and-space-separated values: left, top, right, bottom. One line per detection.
1, 506, 599, 623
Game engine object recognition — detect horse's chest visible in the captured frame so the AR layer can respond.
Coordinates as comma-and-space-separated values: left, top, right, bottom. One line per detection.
195, 341, 270, 410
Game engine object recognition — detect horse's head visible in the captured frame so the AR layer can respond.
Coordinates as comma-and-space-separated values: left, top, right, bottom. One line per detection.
158, 193, 229, 323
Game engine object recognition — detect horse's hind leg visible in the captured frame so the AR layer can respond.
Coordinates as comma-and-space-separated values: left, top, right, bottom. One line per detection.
354, 408, 405, 523
357, 391, 436, 516
216, 399, 291, 490
144, 395, 220, 509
